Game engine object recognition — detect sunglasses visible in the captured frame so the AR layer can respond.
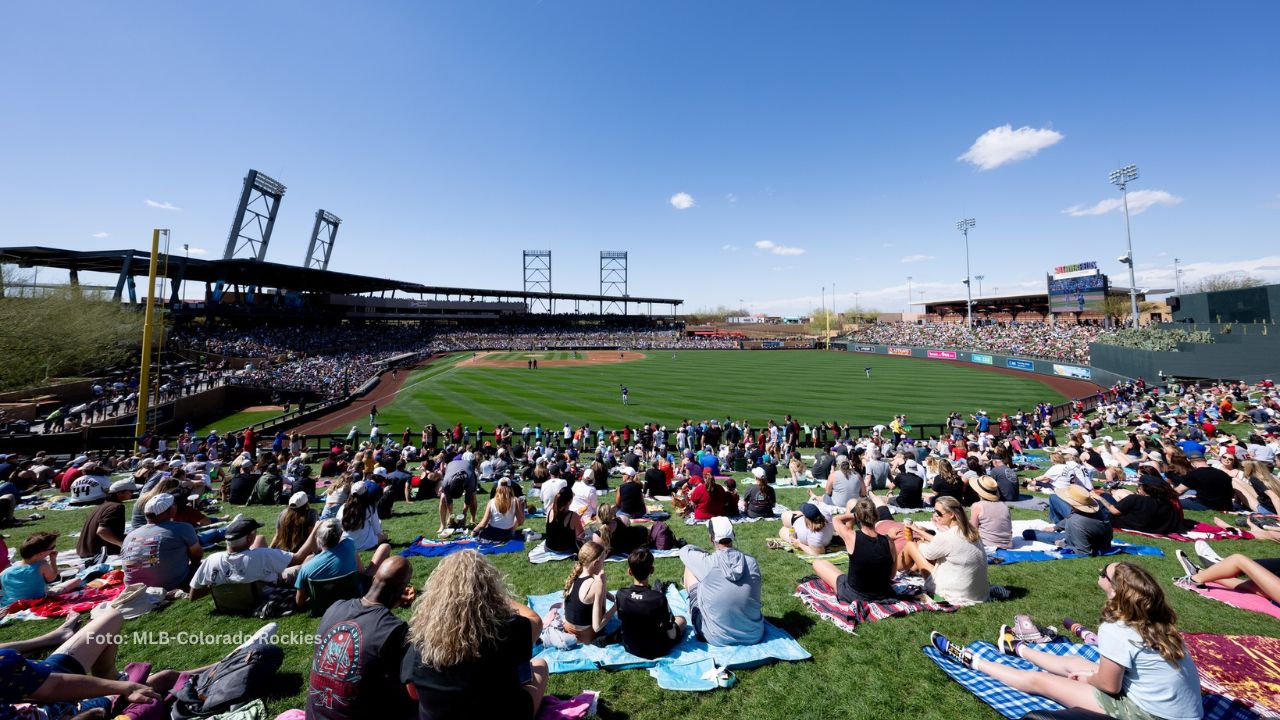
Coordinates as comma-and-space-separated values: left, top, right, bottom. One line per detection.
1097, 565, 1112, 582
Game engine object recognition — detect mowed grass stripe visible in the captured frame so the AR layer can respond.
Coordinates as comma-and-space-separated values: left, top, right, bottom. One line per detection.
353, 351, 1066, 432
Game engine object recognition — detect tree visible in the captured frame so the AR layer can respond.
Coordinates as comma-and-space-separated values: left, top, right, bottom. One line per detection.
0, 266, 144, 390
1101, 294, 1133, 325
808, 308, 839, 337
842, 307, 882, 324
682, 305, 749, 324
1188, 272, 1265, 293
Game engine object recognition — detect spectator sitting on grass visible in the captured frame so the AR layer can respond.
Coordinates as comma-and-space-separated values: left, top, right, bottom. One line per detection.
75, 479, 137, 559
615, 549, 688, 659
188, 515, 314, 600
294, 519, 393, 607
121, 493, 202, 591
0, 533, 82, 607
679, 517, 764, 646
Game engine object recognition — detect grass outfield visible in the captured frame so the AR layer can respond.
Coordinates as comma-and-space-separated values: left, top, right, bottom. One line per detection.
4, 476, 1279, 719
341, 350, 1071, 435
195, 408, 282, 435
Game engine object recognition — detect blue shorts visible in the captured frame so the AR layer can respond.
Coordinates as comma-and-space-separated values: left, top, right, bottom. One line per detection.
44, 652, 85, 675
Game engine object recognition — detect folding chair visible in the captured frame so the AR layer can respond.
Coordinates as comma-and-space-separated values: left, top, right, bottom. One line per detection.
210, 581, 265, 615
308, 572, 362, 616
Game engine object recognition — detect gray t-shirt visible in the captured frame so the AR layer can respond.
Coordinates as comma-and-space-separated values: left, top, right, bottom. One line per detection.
1060, 512, 1113, 556
679, 546, 764, 646
864, 459, 891, 490
122, 520, 199, 590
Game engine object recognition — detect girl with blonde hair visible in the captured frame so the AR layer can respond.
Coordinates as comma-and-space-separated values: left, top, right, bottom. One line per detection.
930, 562, 1201, 720
473, 480, 525, 541
403, 550, 548, 719
560, 541, 616, 644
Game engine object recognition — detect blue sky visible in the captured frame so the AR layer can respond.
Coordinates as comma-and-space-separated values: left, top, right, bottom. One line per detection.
2, 1, 1278, 314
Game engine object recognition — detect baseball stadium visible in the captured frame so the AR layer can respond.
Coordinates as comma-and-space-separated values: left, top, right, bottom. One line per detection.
3, 5, 1280, 720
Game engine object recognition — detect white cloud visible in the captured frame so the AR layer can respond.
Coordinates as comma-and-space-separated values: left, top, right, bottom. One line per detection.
91, 232, 110, 238
1062, 189, 1183, 217
900, 254, 935, 263
185, 247, 208, 256
755, 240, 805, 256
958, 124, 1064, 170
1134, 255, 1280, 291
725, 193, 737, 204
881, 242, 895, 248
669, 192, 695, 210
721, 244, 739, 252
145, 199, 180, 210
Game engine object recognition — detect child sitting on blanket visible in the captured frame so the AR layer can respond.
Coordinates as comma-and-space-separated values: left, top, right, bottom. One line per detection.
615, 549, 687, 659
560, 542, 616, 645
0, 532, 81, 607
931, 562, 1202, 720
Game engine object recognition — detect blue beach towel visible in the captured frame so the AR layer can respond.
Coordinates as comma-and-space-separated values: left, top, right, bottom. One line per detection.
991, 543, 1164, 565
527, 586, 810, 684
400, 536, 524, 558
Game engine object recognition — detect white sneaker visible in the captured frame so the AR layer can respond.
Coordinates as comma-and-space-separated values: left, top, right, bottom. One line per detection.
236, 621, 279, 652
1195, 540, 1223, 566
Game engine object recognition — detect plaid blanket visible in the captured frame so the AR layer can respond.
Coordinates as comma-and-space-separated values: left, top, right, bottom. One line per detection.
1117, 522, 1253, 542
794, 577, 955, 634
924, 640, 1259, 720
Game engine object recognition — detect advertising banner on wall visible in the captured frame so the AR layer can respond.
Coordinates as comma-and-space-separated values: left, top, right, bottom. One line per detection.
927, 350, 958, 360
1006, 358, 1035, 371
888, 347, 912, 356
855, 345, 876, 352
1053, 364, 1092, 379
970, 353, 993, 365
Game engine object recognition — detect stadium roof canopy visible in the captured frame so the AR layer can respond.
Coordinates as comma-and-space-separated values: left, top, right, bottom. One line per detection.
0, 246, 683, 308
910, 287, 1171, 306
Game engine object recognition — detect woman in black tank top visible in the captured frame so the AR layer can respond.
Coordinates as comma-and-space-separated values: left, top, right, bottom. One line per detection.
560, 542, 616, 643
545, 486, 584, 553
809, 497, 898, 603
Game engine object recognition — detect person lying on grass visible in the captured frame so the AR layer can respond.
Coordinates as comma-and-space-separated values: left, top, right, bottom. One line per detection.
776, 503, 833, 555
931, 562, 1202, 720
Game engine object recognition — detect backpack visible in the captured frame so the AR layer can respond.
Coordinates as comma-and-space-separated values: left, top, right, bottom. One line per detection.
249, 474, 282, 505
171, 644, 283, 719
648, 521, 678, 550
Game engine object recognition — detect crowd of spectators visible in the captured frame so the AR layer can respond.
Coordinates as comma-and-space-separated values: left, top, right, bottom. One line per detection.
424, 327, 738, 352
1093, 326, 1215, 352
847, 322, 1107, 363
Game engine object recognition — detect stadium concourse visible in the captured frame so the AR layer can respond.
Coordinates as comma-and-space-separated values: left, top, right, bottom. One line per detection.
6, 320, 1280, 720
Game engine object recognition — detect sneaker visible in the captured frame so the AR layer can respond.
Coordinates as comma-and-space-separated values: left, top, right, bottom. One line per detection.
997, 624, 1019, 656
1195, 540, 1223, 567
1174, 575, 1206, 590
1175, 549, 1201, 579
930, 631, 972, 666
236, 621, 279, 652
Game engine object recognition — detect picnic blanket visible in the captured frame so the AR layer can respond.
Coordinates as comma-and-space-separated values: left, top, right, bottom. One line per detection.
399, 536, 524, 559
2, 579, 126, 620
527, 586, 810, 687
794, 576, 956, 633
1118, 522, 1254, 542
683, 505, 789, 525
1176, 578, 1280, 620
537, 691, 599, 720
527, 541, 682, 565
991, 521, 1164, 564
925, 640, 1258, 720
1184, 633, 1280, 719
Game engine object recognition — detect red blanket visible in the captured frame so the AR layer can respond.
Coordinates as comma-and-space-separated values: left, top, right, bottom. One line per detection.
3, 580, 125, 618
1185, 633, 1280, 718
1117, 522, 1253, 542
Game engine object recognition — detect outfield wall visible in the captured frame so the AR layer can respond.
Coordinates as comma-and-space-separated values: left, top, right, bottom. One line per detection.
833, 341, 1130, 389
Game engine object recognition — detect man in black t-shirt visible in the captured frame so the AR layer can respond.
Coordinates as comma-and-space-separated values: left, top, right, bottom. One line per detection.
889, 459, 925, 509
987, 457, 1021, 502
225, 466, 257, 505
616, 549, 686, 659
643, 464, 669, 497
1174, 456, 1235, 511
308, 556, 415, 720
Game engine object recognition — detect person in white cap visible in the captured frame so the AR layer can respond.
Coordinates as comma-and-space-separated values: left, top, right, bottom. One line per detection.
188, 514, 314, 600
678, 516, 764, 646
75, 479, 138, 558
271, 492, 318, 553
120, 493, 202, 591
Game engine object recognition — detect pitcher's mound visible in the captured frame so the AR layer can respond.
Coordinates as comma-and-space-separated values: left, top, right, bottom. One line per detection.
462, 351, 646, 368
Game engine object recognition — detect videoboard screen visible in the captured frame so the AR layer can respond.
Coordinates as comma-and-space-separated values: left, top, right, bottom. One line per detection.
1048, 273, 1108, 313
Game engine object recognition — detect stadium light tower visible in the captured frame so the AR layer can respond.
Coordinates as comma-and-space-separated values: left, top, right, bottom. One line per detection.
975, 274, 985, 296
1110, 164, 1140, 326
956, 218, 976, 327
906, 276, 913, 314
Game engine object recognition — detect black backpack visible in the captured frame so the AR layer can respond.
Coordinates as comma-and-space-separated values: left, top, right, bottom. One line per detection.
171, 644, 284, 719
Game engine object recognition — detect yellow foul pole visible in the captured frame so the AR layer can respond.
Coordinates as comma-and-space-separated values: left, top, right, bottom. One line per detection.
133, 229, 163, 452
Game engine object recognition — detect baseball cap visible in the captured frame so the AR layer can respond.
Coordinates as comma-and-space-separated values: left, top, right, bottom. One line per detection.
288, 491, 309, 509
109, 479, 139, 494
373, 466, 388, 477
751, 467, 766, 479
71, 455, 89, 467
708, 516, 735, 544
169, 459, 184, 469
800, 503, 822, 522
620, 466, 636, 476
144, 493, 174, 516
225, 515, 263, 541
904, 459, 921, 473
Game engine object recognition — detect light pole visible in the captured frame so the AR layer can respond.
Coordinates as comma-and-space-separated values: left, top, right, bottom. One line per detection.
956, 218, 976, 327
854, 291, 860, 317
1173, 258, 1182, 295
1110, 164, 1140, 326
906, 276, 913, 314
975, 274, 985, 296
